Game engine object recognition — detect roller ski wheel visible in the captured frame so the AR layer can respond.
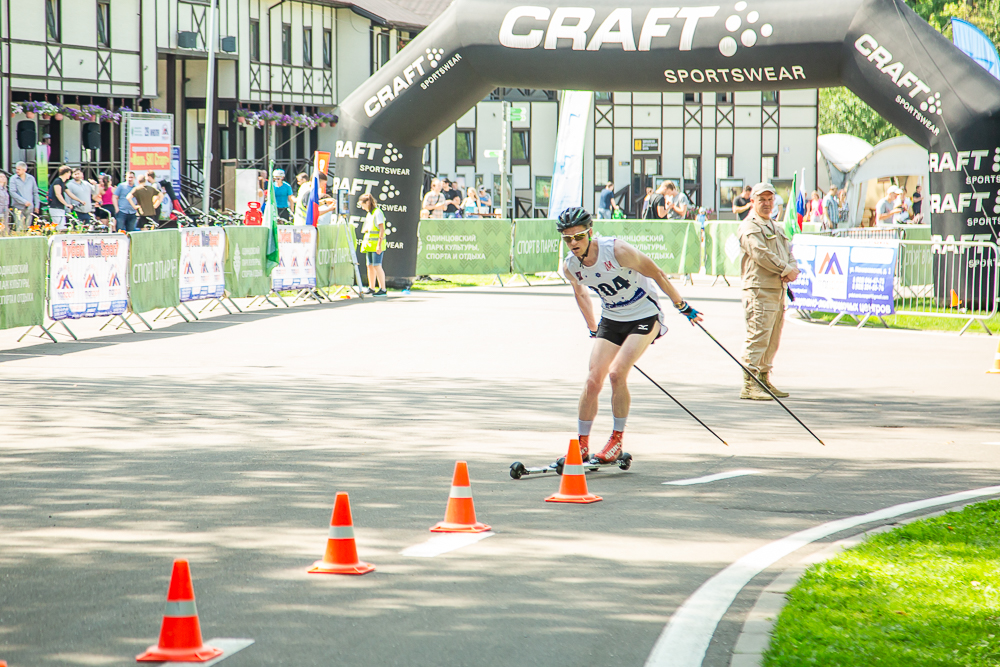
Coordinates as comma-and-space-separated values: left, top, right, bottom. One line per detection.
617, 452, 633, 471
510, 462, 527, 480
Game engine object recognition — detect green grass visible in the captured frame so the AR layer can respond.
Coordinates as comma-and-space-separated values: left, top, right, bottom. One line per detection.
763, 500, 1000, 667
801, 308, 999, 334
408, 274, 562, 291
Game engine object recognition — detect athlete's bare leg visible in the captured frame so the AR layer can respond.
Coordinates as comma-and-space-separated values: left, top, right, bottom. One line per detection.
579, 338, 620, 421
608, 322, 659, 420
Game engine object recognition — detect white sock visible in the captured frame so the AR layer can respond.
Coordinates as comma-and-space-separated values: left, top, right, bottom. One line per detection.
578, 419, 593, 436
613, 416, 626, 432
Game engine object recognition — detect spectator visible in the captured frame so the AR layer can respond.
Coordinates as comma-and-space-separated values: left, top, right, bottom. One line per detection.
358, 192, 387, 296
293, 173, 327, 224
94, 174, 116, 228
462, 187, 479, 218
738, 182, 798, 401
39, 133, 52, 161
911, 185, 923, 220
893, 187, 914, 224
662, 181, 690, 220
66, 168, 96, 224
127, 175, 163, 229
441, 179, 462, 218
48, 165, 73, 230
875, 186, 902, 225
770, 189, 784, 221
477, 186, 492, 215
732, 185, 753, 220
641, 186, 654, 218
807, 190, 824, 223
644, 182, 669, 220
0, 171, 9, 235
145, 171, 160, 190
157, 180, 176, 227
822, 185, 840, 229
596, 182, 619, 219
269, 169, 293, 221
9, 161, 39, 231
421, 178, 447, 218
838, 188, 850, 225
113, 172, 138, 232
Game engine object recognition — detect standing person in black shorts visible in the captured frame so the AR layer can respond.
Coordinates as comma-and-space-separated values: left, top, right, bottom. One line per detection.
559, 207, 703, 463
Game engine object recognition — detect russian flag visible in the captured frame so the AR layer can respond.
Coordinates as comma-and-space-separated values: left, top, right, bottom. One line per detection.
305, 171, 321, 226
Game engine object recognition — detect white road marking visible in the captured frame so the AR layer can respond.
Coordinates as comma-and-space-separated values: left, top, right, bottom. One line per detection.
644, 484, 1000, 667
160, 638, 254, 666
663, 470, 761, 486
983, 442, 1000, 446
401, 531, 494, 557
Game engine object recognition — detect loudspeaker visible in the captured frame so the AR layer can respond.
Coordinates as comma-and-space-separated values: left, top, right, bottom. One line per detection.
16, 120, 36, 149
82, 122, 101, 150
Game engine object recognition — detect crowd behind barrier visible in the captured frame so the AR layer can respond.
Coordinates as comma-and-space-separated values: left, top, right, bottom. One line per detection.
0, 223, 361, 336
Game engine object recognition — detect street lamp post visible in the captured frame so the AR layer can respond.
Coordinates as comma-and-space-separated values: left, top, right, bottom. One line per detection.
201, 0, 218, 217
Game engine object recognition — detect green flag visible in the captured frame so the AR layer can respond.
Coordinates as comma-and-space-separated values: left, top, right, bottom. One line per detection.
783, 170, 799, 239
264, 161, 280, 275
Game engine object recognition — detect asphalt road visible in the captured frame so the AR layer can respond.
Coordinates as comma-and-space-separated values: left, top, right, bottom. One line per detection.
1, 280, 997, 667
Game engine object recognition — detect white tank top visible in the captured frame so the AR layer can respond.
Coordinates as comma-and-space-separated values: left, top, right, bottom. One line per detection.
565, 237, 664, 324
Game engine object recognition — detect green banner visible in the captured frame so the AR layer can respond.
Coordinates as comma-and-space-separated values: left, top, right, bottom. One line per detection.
416, 219, 512, 275
512, 219, 562, 274
592, 220, 701, 274
703, 221, 743, 276
128, 230, 181, 313
0, 237, 47, 330
224, 226, 271, 297
316, 223, 357, 288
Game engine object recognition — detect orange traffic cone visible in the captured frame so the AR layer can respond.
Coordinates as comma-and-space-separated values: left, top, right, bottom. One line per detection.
546, 439, 602, 504
950, 289, 963, 308
136, 559, 223, 662
988, 340, 1000, 374
308, 492, 375, 575
431, 461, 491, 533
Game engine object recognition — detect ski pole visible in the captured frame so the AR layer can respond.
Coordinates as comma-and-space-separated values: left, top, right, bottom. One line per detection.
693, 322, 825, 446
633, 365, 728, 447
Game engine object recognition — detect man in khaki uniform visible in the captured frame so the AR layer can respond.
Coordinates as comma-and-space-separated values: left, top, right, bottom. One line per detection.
738, 182, 799, 400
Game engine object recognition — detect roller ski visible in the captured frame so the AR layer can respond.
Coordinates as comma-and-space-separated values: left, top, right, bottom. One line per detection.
509, 435, 633, 480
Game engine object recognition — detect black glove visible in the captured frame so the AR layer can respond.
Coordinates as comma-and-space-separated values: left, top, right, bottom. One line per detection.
676, 301, 700, 322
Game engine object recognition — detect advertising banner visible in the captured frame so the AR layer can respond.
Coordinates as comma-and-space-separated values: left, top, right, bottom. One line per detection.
548, 90, 592, 219
789, 235, 899, 316
179, 228, 226, 302
512, 219, 562, 274
129, 230, 181, 313
316, 223, 357, 288
0, 237, 47, 330
593, 221, 701, 275
49, 235, 129, 321
272, 226, 318, 291
703, 222, 743, 276
224, 226, 271, 297
125, 113, 174, 182
416, 219, 512, 275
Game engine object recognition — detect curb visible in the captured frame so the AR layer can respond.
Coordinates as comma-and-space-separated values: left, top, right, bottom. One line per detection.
728, 501, 990, 667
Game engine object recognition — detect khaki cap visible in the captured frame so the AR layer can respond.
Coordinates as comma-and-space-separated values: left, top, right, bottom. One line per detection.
751, 182, 776, 197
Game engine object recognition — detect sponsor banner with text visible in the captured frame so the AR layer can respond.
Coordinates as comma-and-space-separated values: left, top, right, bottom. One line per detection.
128, 230, 181, 313
416, 219, 512, 275
49, 234, 129, 321
789, 235, 899, 316
0, 237, 47, 330
224, 226, 271, 297
512, 219, 562, 274
180, 228, 226, 302
316, 223, 358, 288
593, 221, 701, 275
272, 226, 317, 291
703, 222, 743, 276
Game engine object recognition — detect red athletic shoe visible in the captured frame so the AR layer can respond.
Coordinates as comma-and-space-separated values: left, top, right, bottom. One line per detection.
577, 435, 590, 462
595, 431, 623, 463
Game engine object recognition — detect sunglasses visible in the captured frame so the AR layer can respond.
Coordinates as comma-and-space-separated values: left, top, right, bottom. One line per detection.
561, 230, 590, 243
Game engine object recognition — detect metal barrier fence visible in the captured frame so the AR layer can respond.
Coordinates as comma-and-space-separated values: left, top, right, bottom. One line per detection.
812, 227, 907, 241
894, 239, 998, 335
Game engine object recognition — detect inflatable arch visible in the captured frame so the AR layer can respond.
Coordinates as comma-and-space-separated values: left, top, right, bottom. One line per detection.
334, 0, 1000, 280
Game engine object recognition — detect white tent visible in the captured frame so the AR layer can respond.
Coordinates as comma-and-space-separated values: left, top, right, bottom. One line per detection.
817, 134, 929, 226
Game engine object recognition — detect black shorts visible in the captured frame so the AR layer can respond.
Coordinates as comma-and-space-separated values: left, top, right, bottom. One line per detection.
596, 315, 660, 346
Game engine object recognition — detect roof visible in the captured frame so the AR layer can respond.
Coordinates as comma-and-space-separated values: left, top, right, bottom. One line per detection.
330, 0, 441, 31
817, 133, 875, 173
386, 0, 454, 25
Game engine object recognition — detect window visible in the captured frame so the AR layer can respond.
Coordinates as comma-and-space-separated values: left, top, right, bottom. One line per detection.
277, 126, 291, 160
762, 90, 778, 105
249, 20, 260, 62
303, 27, 312, 67
716, 92, 733, 105
45, 0, 60, 42
323, 29, 332, 68
296, 127, 305, 160
96, 0, 110, 47
716, 156, 732, 179
281, 24, 292, 65
594, 157, 611, 190
684, 92, 702, 104
595, 92, 612, 102
254, 126, 265, 160
371, 29, 390, 73
423, 144, 432, 166
456, 130, 475, 166
683, 156, 700, 183
761, 155, 777, 180
511, 129, 529, 165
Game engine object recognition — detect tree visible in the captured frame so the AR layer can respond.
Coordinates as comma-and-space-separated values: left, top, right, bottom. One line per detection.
819, 87, 901, 145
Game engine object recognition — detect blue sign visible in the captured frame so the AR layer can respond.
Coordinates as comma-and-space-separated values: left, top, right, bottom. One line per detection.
788, 235, 898, 316
171, 146, 181, 197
